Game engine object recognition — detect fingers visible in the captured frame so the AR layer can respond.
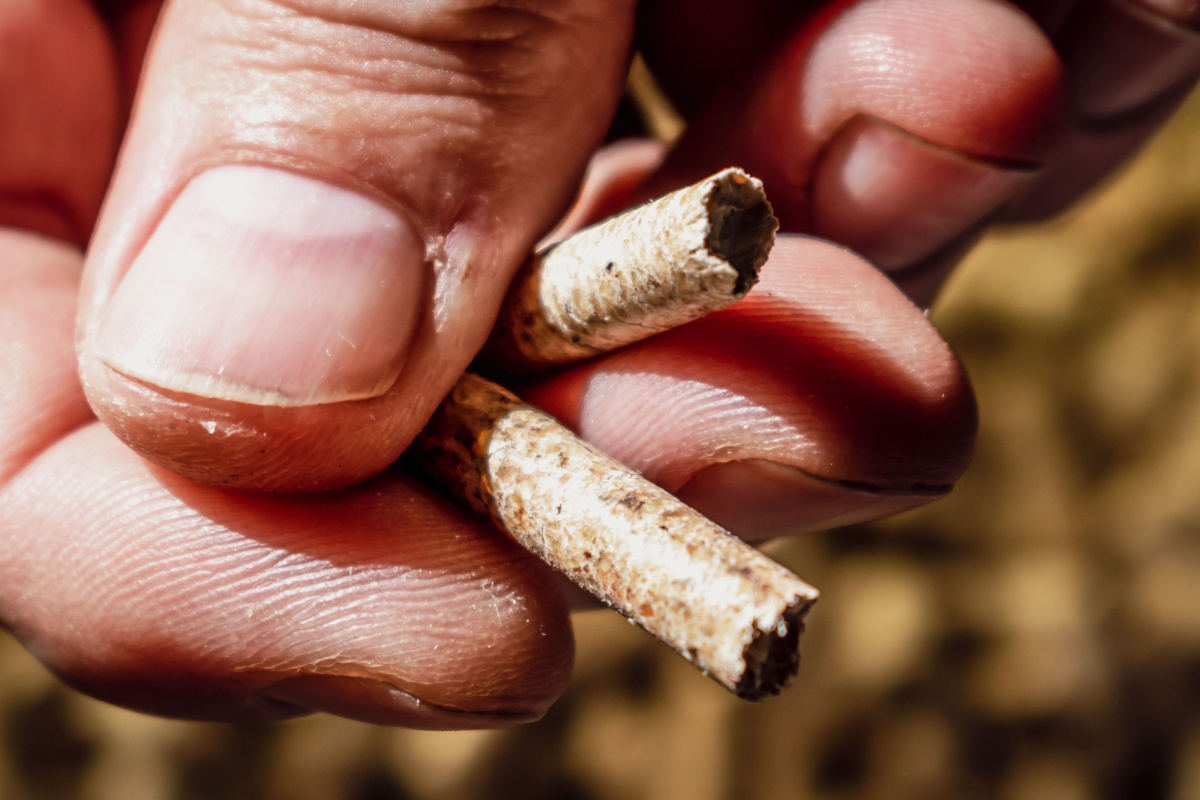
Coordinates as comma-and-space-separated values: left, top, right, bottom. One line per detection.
0, 227, 572, 728
639, 0, 1065, 284
0, 425, 573, 727
520, 235, 977, 543
1005, 0, 1200, 221
1059, 0, 1200, 121
72, 0, 1200, 495
639, 0, 1200, 304
0, 234, 94, 485
77, 0, 638, 491
0, 0, 119, 243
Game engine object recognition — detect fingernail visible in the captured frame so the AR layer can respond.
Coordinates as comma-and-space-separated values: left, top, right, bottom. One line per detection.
93, 165, 428, 406
1059, 0, 1200, 121
674, 459, 946, 543
810, 115, 1035, 272
263, 675, 537, 730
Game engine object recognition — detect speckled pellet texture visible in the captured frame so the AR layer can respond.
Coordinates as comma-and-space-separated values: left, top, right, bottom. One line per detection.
413, 374, 818, 700
479, 168, 778, 375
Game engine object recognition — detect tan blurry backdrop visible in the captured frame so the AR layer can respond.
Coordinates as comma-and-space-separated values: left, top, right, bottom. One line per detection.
6, 84, 1200, 800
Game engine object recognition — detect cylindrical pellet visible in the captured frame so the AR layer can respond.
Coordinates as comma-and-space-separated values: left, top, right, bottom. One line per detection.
479, 168, 778, 374
412, 374, 818, 700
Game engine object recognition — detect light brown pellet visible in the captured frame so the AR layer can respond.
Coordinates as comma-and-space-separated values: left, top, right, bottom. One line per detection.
412, 374, 818, 700
479, 168, 778, 375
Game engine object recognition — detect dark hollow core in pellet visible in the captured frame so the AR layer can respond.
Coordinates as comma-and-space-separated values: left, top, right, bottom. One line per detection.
735, 597, 812, 701
706, 173, 779, 296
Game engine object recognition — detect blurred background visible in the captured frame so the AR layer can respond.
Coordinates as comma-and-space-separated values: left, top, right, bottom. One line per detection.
6, 78, 1200, 800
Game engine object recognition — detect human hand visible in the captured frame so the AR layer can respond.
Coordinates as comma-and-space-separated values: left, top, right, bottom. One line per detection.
2, 0, 1194, 727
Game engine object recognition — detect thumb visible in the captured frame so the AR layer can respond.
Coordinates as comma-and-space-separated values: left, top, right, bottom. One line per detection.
78, 0, 636, 491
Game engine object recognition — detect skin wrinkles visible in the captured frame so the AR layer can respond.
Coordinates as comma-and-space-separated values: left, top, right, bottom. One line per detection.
0, 425, 572, 718
123, 0, 623, 246
157, 460, 563, 666
270, 0, 619, 45
187, 0, 592, 174
210, 13, 526, 100
10, 0, 1195, 726
237, 0, 584, 94
197, 14, 504, 110
71, 0, 636, 492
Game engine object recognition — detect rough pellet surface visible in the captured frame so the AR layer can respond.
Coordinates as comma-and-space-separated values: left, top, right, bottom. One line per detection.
479, 168, 778, 375
413, 374, 818, 700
